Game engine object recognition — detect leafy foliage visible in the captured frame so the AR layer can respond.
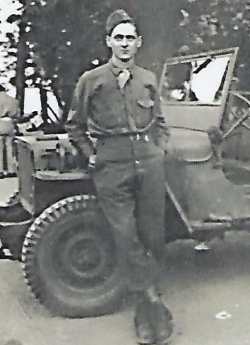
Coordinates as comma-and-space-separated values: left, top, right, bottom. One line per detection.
24, 0, 123, 110
0, 0, 22, 90
3, 0, 250, 115
22, 0, 178, 111
179, 0, 250, 88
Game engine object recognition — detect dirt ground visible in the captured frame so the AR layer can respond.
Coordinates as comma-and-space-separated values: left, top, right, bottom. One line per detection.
1, 178, 250, 345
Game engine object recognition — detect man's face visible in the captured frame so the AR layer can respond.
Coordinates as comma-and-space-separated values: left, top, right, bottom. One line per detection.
106, 23, 142, 63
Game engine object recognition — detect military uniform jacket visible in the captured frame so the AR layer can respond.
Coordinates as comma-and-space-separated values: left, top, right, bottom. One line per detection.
66, 60, 169, 160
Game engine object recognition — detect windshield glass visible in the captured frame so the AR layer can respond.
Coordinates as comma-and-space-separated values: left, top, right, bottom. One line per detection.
161, 55, 230, 104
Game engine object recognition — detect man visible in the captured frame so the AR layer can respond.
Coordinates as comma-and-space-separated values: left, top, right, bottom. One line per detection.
0, 85, 19, 178
66, 9, 172, 345
0, 85, 19, 120
163, 45, 195, 102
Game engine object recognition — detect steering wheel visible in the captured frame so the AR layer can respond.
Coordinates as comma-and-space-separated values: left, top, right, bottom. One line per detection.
223, 91, 250, 139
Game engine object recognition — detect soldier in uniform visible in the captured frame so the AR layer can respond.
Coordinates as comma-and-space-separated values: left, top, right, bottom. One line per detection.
0, 85, 20, 178
66, 9, 173, 344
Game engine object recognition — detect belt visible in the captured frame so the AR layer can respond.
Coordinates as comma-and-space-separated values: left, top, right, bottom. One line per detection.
93, 132, 151, 142
129, 133, 150, 142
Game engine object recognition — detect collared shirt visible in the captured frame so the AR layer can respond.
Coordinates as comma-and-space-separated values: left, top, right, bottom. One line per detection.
65, 60, 169, 158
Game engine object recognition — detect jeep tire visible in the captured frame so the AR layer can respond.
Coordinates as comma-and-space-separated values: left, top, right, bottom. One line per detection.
22, 195, 126, 318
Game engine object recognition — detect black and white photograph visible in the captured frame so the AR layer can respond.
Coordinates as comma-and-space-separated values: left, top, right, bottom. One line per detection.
1, 1, 250, 344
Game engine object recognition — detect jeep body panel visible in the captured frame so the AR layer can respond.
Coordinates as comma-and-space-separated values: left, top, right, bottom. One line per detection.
15, 134, 94, 216
161, 47, 250, 237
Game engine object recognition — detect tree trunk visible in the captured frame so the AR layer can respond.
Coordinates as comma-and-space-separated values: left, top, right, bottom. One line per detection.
38, 84, 48, 123
15, 20, 27, 116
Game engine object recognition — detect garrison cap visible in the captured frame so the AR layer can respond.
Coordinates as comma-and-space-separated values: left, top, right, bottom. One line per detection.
106, 9, 134, 35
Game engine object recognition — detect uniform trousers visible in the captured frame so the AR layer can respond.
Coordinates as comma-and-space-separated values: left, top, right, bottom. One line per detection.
92, 136, 166, 291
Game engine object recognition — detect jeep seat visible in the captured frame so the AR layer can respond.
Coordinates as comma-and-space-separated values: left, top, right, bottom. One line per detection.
168, 127, 212, 162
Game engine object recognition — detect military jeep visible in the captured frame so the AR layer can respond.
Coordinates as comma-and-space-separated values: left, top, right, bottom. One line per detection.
0, 46, 249, 318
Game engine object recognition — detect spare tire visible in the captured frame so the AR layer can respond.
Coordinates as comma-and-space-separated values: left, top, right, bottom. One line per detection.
22, 195, 126, 318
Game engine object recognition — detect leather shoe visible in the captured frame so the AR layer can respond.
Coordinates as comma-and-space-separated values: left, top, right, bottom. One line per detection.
151, 301, 173, 345
134, 295, 155, 344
